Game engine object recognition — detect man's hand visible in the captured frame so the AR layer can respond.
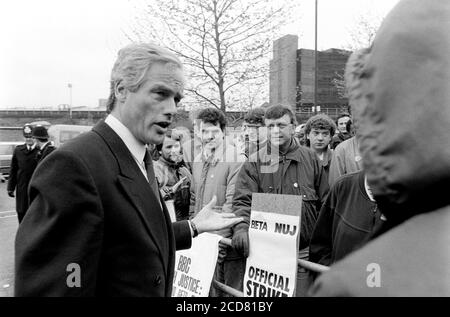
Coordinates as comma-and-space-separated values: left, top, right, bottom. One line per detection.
191, 196, 243, 234
7, 190, 15, 198
232, 231, 249, 257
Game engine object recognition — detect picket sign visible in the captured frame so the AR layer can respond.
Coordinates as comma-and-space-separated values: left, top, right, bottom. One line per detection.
172, 233, 223, 297
243, 193, 302, 297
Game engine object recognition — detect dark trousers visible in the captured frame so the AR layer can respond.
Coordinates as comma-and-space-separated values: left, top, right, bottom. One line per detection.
223, 257, 246, 296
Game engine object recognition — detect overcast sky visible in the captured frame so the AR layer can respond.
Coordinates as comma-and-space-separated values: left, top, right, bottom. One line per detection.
0, 0, 399, 109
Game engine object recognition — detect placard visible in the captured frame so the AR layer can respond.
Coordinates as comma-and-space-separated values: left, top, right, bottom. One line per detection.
243, 193, 302, 297
172, 233, 223, 297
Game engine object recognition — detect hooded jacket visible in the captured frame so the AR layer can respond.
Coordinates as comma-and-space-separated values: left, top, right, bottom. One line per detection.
310, 0, 450, 296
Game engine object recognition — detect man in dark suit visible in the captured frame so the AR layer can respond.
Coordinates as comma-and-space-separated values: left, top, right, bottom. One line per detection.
7, 124, 39, 223
15, 43, 242, 296
32, 125, 56, 163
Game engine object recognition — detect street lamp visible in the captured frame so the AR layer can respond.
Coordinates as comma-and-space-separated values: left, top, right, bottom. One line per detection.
68, 83, 72, 119
314, 0, 318, 115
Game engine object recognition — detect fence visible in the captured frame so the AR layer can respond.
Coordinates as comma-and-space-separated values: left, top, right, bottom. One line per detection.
296, 108, 344, 120
0, 109, 105, 117
211, 238, 330, 297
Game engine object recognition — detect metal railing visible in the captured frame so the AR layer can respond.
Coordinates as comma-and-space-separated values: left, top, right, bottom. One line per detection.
214, 238, 330, 297
0, 109, 105, 119
296, 108, 344, 119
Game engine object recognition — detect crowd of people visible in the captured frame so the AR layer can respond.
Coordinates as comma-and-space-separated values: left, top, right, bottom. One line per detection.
8, 101, 371, 296
145, 102, 377, 296
7, 0, 449, 297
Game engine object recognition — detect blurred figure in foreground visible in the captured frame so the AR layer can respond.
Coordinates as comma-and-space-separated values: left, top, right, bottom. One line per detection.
310, 0, 450, 296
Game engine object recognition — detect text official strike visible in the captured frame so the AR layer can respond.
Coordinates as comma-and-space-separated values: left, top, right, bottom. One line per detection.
246, 266, 292, 297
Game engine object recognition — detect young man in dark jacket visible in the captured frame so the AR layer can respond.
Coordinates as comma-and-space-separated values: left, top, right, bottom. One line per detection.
230, 104, 329, 296
309, 170, 384, 266
304, 114, 336, 184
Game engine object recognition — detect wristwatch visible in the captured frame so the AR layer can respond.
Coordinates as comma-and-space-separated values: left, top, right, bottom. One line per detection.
189, 220, 199, 238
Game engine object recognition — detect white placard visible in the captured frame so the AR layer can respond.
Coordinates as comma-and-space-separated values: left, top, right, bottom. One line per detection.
172, 233, 223, 297
244, 210, 300, 297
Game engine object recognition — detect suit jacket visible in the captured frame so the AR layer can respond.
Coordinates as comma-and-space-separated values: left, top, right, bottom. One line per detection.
7, 144, 39, 215
15, 121, 192, 296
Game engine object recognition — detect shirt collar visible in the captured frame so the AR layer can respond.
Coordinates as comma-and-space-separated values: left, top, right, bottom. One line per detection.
275, 138, 301, 162
364, 175, 376, 202
105, 114, 147, 163
40, 141, 50, 149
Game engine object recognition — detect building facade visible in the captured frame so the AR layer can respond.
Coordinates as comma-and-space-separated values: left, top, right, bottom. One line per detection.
270, 35, 351, 114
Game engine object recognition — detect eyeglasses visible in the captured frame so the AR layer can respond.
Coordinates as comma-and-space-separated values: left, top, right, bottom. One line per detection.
244, 124, 263, 129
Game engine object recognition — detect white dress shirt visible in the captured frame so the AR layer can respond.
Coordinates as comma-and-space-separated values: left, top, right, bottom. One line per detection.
27, 144, 36, 151
105, 114, 148, 182
105, 114, 194, 233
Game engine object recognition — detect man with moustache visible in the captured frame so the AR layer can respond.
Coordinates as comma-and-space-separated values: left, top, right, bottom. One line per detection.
15, 43, 242, 297
191, 107, 245, 296
154, 130, 194, 221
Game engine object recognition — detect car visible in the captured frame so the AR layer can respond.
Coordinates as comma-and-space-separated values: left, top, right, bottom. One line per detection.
0, 141, 23, 181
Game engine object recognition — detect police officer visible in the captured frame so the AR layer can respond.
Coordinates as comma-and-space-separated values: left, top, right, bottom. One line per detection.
7, 124, 40, 223
32, 125, 55, 163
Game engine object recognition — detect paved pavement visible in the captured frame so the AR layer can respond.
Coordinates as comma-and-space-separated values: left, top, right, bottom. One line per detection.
0, 181, 18, 297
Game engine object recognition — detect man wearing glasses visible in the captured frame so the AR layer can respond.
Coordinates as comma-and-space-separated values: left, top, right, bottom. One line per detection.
230, 104, 329, 296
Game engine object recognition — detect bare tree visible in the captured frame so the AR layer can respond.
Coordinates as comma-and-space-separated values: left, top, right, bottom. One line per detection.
332, 13, 383, 100
332, 72, 347, 99
127, 0, 297, 112
344, 12, 383, 51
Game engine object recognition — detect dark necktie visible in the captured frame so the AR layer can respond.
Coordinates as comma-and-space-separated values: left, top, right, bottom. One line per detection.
196, 154, 214, 213
143, 150, 161, 203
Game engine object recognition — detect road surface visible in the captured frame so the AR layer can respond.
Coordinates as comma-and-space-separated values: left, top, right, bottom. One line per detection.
0, 181, 18, 297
